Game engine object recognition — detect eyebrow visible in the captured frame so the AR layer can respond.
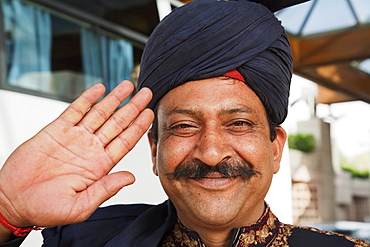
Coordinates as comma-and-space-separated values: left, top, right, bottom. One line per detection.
168, 108, 204, 118
218, 107, 253, 117
168, 107, 253, 118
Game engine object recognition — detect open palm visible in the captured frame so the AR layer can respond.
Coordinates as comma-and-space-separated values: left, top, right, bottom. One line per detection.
0, 81, 154, 229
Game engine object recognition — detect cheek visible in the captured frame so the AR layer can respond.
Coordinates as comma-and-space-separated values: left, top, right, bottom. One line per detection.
156, 138, 195, 173
233, 136, 274, 168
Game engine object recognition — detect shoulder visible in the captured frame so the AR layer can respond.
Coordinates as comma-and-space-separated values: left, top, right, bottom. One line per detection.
87, 203, 156, 221
41, 203, 162, 246
281, 223, 369, 247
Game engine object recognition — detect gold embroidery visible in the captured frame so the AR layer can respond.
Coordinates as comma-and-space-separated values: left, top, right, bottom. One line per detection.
293, 225, 370, 247
174, 224, 182, 239
258, 225, 271, 239
240, 230, 256, 245
236, 208, 282, 246
237, 221, 292, 246
160, 206, 369, 246
267, 211, 275, 227
268, 224, 293, 247
161, 221, 200, 247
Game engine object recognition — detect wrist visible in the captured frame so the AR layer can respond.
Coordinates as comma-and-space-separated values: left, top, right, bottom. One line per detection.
0, 191, 29, 230
0, 214, 41, 237
0, 218, 14, 243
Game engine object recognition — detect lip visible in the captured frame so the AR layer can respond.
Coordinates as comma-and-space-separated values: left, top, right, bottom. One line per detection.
189, 172, 238, 190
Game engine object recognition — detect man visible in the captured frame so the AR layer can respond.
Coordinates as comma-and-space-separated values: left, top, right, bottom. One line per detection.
0, 0, 368, 246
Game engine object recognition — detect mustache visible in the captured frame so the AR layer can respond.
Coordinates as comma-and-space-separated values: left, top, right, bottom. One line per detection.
166, 158, 261, 180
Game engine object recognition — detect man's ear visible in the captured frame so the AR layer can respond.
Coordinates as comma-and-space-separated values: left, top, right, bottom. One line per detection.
272, 127, 287, 174
148, 131, 159, 176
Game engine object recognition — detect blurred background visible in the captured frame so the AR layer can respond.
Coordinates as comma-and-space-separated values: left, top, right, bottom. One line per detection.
0, 0, 369, 245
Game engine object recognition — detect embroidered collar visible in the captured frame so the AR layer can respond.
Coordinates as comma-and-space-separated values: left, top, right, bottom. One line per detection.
160, 205, 281, 247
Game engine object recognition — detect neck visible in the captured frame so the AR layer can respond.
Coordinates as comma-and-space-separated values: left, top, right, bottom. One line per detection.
194, 227, 233, 247
177, 203, 266, 247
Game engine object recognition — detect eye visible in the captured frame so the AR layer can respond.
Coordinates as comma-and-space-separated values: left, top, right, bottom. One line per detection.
232, 121, 251, 126
169, 122, 198, 137
172, 123, 192, 130
226, 120, 253, 133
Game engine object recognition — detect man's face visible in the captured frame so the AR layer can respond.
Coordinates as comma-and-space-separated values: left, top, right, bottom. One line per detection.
148, 78, 286, 230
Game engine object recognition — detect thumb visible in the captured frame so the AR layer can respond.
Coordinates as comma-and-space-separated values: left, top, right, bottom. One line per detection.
86, 171, 135, 210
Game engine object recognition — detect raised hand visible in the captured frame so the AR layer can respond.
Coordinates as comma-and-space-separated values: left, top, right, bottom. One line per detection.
0, 81, 154, 232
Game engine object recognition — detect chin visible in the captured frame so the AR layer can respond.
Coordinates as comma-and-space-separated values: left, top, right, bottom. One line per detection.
185, 200, 244, 227
197, 214, 237, 227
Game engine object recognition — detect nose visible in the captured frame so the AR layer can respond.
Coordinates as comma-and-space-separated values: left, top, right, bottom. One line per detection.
192, 127, 232, 166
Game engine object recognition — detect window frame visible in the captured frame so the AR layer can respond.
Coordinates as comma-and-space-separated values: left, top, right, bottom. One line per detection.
0, 0, 148, 102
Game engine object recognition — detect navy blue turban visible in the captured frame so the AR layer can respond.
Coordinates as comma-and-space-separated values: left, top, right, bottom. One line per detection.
138, 0, 293, 125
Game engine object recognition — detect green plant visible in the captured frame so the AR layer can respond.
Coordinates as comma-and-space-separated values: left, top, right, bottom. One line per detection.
340, 153, 370, 179
288, 133, 316, 153
342, 167, 370, 178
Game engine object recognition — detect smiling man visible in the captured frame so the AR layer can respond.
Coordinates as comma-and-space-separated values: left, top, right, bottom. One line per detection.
0, 0, 369, 246
149, 77, 286, 246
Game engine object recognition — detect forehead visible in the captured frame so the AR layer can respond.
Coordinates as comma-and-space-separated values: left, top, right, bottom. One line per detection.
157, 77, 266, 117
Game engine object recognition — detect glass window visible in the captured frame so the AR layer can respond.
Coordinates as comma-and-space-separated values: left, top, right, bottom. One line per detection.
276, 0, 361, 36
0, 0, 135, 102
357, 59, 370, 75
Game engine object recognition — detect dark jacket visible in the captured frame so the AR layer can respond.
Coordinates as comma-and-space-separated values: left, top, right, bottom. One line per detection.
1, 200, 368, 247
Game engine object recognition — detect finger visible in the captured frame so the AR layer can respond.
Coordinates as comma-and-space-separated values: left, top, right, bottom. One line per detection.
59, 84, 106, 125
75, 171, 135, 221
78, 81, 135, 132
95, 87, 153, 146
106, 108, 154, 165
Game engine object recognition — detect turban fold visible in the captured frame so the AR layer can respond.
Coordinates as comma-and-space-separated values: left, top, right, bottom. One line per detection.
138, 0, 293, 125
